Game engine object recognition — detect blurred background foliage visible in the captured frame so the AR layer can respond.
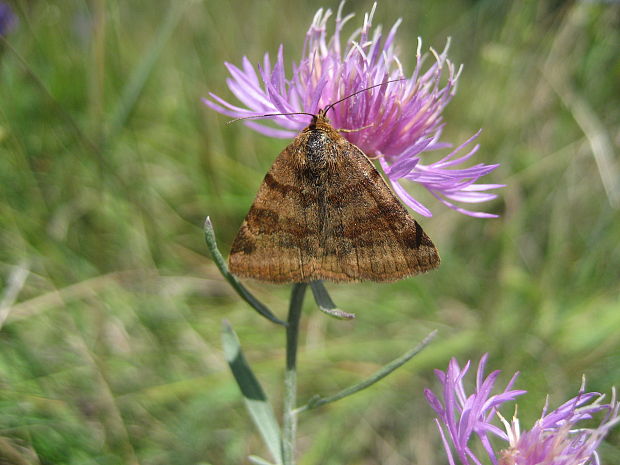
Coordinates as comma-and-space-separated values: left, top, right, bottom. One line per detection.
0, 0, 619, 464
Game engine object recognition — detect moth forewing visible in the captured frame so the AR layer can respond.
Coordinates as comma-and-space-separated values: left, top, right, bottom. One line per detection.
228, 112, 440, 283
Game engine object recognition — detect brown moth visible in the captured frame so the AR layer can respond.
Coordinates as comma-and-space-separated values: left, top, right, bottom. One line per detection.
228, 109, 440, 283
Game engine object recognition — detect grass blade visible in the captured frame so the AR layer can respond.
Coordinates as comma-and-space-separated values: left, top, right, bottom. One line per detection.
249, 456, 277, 465
105, 2, 186, 147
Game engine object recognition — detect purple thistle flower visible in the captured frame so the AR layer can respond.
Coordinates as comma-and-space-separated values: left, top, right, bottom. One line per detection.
203, 2, 503, 218
424, 354, 526, 465
498, 383, 619, 465
0, 2, 16, 36
426, 355, 620, 465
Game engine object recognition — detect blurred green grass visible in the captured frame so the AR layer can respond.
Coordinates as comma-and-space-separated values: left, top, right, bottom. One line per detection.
0, 0, 619, 464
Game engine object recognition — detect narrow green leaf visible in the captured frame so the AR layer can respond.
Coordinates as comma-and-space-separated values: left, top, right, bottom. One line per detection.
310, 281, 355, 319
221, 322, 283, 465
297, 330, 438, 413
205, 217, 287, 326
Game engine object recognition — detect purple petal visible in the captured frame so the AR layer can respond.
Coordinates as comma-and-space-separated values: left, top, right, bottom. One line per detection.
430, 191, 500, 218
243, 121, 299, 139
390, 178, 433, 217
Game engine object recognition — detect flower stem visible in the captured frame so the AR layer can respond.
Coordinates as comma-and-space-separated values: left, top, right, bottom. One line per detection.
282, 283, 307, 465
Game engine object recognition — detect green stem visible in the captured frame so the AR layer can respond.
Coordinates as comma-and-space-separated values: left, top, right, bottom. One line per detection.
282, 283, 307, 465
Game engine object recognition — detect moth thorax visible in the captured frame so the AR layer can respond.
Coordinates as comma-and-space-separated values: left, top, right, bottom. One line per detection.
305, 130, 331, 164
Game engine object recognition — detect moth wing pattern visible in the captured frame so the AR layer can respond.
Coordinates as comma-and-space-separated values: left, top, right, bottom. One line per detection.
317, 138, 440, 282
228, 141, 321, 283
228, 129, 440, 283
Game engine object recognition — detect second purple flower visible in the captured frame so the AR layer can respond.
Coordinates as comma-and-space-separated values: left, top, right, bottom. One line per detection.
425, 355, 620, 465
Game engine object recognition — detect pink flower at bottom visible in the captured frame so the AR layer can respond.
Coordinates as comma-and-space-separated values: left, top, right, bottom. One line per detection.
426, 355, 619, 465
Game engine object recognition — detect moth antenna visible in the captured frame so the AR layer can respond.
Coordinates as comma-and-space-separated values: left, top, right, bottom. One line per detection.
323, 78, 406, 116
226, 112, 315, 125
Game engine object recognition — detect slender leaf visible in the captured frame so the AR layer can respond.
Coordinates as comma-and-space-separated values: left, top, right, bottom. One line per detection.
296, 330, 438, 413
222, 322, 283, 465
310, 281, 355, 319
205, 217, 286, 326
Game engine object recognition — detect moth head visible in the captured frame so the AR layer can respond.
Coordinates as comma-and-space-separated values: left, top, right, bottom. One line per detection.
313, 108, 331, 126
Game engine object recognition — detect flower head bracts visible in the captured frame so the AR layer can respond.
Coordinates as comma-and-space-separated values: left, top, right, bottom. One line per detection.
498, 384, 619, 465
424, 354, 526, 465
427, 356, 620, 465
204, 2, 502, 217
